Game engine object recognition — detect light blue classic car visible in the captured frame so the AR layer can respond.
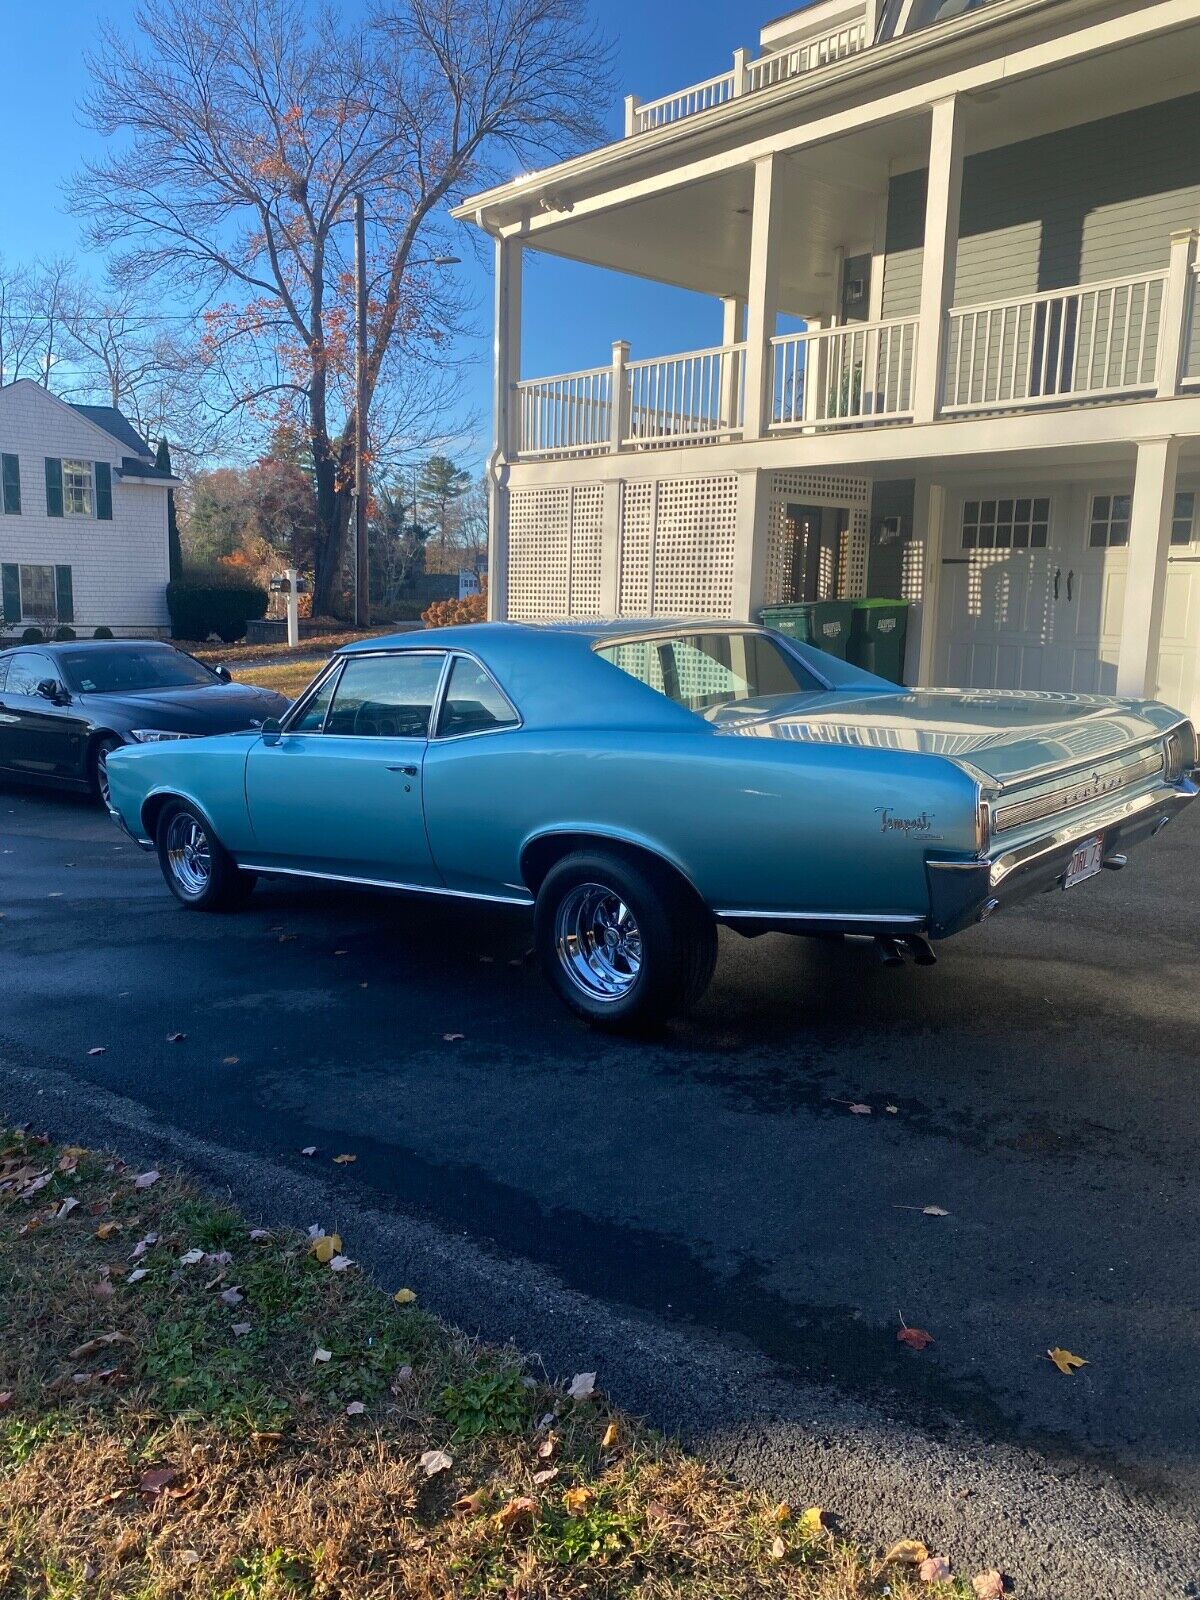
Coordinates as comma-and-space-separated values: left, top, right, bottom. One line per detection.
104, 621, 1197, 1028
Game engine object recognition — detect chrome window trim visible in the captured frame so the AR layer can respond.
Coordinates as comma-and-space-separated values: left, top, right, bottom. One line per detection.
280, 656, 345, 734
432, 650, 523, 741
281, 649, 450, 742
234, 859, 533, 906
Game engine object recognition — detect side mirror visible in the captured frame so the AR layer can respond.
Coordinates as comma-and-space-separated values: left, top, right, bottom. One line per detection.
214, 663, 232, 683
261, 717, 283, 747
36, 678, 65, 704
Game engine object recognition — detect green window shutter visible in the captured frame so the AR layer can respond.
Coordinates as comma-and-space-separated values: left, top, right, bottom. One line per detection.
95, 461, 113, 521
1, 453, 20, 515
44, 458, 63, 517
1, 564, 19, 624
54, 566, 74, 625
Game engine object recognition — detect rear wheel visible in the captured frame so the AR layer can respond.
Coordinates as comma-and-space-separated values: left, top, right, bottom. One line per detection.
533, 850, 716, 1031
90, 735, 123, 809
155, 800, 256, 912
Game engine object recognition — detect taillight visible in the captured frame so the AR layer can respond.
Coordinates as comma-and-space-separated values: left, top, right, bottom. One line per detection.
976, 790, 992, 854
1165, 722, 1197, 782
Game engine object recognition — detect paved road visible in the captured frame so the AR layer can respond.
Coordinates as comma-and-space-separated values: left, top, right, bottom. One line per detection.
2, 784, 1199, 1598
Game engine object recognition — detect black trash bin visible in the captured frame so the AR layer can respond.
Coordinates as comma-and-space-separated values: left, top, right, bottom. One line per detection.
760, 600, 854, 661
848, 598, 910, 683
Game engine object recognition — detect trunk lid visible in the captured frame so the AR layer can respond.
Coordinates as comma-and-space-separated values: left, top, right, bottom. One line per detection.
710, 687, 1178, 788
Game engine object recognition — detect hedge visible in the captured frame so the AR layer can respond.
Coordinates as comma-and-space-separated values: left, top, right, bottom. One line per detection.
166, 577, 268, 643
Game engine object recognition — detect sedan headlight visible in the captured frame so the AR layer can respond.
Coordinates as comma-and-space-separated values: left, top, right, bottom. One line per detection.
1165, 722, 1197, 781
129, 729, 200, 743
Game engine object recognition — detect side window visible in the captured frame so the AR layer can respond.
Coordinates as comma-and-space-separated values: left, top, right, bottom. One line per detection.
0, 656, 9, 691
6, 652, 56, 696
289, 664, 342, 733
437, 656, 519, 737
325, 653, 445, 739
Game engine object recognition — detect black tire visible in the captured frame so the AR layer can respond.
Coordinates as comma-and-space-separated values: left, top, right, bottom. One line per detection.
90, 735, 123, 809
155, 799, 257, 912
533, 849, 717, 1031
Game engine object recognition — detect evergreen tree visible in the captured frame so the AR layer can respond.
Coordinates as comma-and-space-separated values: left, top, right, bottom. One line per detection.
156, 436, 183, 581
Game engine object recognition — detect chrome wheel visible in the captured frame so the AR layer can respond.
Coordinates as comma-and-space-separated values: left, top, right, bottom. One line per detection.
95, 743, 116, 808
165, 812, 212, 898
554, 882, 643, 1003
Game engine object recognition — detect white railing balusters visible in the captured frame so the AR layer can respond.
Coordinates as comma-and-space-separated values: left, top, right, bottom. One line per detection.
624, 343, 746, 446
770, 317, 919, 429
514, 365, 613, 458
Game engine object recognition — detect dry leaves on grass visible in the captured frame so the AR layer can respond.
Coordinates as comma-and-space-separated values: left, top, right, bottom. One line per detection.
884, 1539, 930, 1566
420, 1449, 453, 1478
567, 1371, 597, 1401
972, 1569, 1006, 1598
918, 1555, 953, 1582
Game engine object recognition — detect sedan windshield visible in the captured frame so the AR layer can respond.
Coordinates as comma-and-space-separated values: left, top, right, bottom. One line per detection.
58, 646, 217, 695
596, 630, 822, 716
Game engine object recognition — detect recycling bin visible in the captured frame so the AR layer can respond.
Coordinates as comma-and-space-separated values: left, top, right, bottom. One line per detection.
759, 600, 854, 661
848, 598, 910, 683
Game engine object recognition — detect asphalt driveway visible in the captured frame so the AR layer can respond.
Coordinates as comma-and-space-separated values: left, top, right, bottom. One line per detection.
2, 784, 1199, 1598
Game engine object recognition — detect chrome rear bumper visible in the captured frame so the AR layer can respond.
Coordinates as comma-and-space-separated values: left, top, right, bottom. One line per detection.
926, 777, 1197, 938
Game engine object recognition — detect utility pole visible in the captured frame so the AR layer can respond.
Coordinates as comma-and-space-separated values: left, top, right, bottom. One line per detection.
353, 192, 370, 627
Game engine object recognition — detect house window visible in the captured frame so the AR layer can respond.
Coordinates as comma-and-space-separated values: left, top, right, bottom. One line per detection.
1171, 491, 1196, 546
19, 564, 56, 619
62, 459, 93, 517
1089, 494, 1131, 548
1, 452, 20, 514
962, 496, 1050, 550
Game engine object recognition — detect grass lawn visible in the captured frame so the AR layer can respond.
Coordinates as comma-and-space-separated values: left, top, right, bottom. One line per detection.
0, 1127, 989, 1599
231, 659, 328, 700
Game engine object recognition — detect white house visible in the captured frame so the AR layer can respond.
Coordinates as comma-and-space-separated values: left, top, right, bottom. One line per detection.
0, 379, 177, 638
457, 0, 1200, 727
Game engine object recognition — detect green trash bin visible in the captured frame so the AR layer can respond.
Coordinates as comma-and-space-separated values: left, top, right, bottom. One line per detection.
759, 600, 854, 661
848, 598, 910, 683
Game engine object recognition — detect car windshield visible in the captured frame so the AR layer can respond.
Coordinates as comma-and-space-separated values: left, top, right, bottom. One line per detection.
58, 645, 217, 694
595, 630, 823, 716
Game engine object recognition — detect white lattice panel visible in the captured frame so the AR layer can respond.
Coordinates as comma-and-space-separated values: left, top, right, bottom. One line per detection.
651, 475, 738, 616
569, 484, 604, 616
508, 487, 570, 618
618, 482, 654, 614
765, 470, 870, 605
839, 508, 870, 600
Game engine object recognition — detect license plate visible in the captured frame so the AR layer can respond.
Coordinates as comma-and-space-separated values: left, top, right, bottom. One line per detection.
1063, 834, 1104, 889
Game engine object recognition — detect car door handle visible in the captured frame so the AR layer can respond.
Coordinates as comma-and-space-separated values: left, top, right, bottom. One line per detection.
388, 764, 418, 776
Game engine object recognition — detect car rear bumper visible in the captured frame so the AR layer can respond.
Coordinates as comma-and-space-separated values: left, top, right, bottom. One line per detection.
926, 775, 1198, 938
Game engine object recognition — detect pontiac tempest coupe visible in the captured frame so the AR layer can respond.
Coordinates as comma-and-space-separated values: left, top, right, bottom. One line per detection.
104, 621, 1197, 1029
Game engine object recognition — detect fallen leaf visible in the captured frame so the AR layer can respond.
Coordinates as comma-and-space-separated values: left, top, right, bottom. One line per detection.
346, 1400, 365, 1415
567, 1372, 597, 1402
329, 1255, 354, 1272
138, 1466, 180, 1497
563, 1487, 593, 1516
133, 1170, 160, 1189
300, 1146, 318, 1157
248, 1228, 272, 1242
88, 1047, 107, 1057
332, 1153, 357, 1165
972, 1569, 1005, 1599
393, 1288, 417, 1306
897, 1325, 934, 1351
770, 1535, 787, 1562
231, 1322, 251, 1338
848, 1103, 872, 1115
312, 1348, 332, 1363
250, 1432, 282, 1455
772, 1503, 791, 1524
601, 1421, 619, 1449
126, 1268, 148, 1284
130, 1233, 158, 1260
220, 1286, 244, 1306
533, 1467, 558, 1484
885, 1104, 899, 1114
799, 1506, 827, 1538
923, 1205, 950, 1217
420, 1448, 453, 1477
310, 1234, 343, 1264
334, 948, 348, 956
885, 1539, 930, 1566
179, 1248, 205, 1266
454, 1487, 490, 1515
0, 1392, 14, 1411
181, 1551, 201, 1567
94, 1221, 122, 1240
1048, 1347, 1088, 1374
91, 1278, 116, 1301
443, 1032, 466, 1041
920, 1555, 953, 1583
166, 1032, 186, 1043
70, 1333, 135, 1358
390, 1365, 414, 1392
222, 1055, 239, 1065
55, 1197, 79, 1220
496, 1495, 536, 1530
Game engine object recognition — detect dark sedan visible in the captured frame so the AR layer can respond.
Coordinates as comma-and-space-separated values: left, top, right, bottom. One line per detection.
0, 639, 290, 806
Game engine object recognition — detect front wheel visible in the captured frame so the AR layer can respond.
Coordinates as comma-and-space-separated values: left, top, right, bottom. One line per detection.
90, 735, 123, 809
533, 850, 717, 1032
155, 801, 256, 912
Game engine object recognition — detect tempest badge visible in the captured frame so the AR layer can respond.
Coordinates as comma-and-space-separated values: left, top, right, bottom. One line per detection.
877, 807, 935, 836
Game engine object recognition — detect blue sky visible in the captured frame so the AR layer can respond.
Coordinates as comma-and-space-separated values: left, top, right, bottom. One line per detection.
0, 0, 776, 467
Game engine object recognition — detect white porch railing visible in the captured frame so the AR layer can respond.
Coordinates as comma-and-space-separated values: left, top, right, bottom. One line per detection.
771, 317, 918, 429
516, 365, 613, 458
626, 344, 746, 446
628, 17, 869, 136
943, 271, 1168, 412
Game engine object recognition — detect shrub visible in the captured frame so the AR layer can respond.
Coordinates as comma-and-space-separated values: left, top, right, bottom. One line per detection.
20, 626, 44, 644
167, 572, 268, 642
422, 590, 487, 629
93, 625, 114, 640
52, 625, 77, 641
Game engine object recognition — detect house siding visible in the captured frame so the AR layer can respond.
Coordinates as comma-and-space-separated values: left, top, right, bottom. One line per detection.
0, 383, 170, 635
882, 92, 1200, 320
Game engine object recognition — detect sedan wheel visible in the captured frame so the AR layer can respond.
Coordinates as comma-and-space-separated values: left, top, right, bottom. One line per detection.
155, 800, 256, 912
91, 736, 122, 809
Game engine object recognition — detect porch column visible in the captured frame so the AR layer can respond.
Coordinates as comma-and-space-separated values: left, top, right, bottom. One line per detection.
720, 296, 746, 433
742, 154, 785, 441
1116, 437, 1180, 699
906, 478, 947, 685
911, 96, 964, 425
486, 235, 523, 621
731, 469, 772, 621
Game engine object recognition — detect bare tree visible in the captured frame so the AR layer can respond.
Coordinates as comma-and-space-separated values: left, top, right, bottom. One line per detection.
72, 0, 611, 615
0, 261, 44, 386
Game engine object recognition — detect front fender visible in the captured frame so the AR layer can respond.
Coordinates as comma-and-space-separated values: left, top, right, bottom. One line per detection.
103, 736, 258, 853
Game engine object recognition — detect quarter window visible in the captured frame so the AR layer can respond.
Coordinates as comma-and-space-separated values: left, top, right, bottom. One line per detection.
1089, 493, 1132, 548
436, 656, 519, 737
1171, 491, 1196, 547
597, 631, 821, 714
62, 460, 93, 517
961, 496, 1050, 550
325, 653, 445, 739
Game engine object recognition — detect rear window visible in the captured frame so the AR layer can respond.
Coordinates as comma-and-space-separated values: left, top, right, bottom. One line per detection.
596, 630, 821, 715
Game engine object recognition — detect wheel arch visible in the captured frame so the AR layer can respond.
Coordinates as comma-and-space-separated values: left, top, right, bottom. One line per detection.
519, 827, 708, 910
141, 788, 219, 846
85, 728, 124, 783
